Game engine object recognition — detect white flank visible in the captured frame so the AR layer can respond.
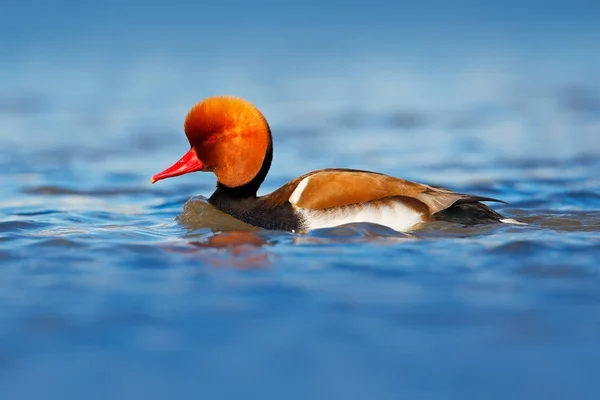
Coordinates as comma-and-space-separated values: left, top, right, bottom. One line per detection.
297, 202, 425, 233
500, 218, 528, 225
289, 176, 312, 205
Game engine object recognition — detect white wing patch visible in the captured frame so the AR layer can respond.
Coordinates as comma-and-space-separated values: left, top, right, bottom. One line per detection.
289, 176, 311, 205
500, 218, 528, 225
297, 202, 425, 233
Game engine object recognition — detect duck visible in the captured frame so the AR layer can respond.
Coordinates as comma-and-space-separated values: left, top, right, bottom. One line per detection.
152, 95, 519, 233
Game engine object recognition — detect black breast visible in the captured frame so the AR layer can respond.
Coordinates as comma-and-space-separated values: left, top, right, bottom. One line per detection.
208, 191, 303, 232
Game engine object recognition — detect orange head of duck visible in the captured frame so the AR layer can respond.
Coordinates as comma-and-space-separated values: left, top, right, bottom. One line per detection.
151, 96, 272, 188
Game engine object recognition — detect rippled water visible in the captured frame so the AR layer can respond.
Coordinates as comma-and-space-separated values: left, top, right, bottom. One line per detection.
2, 2, 600, 398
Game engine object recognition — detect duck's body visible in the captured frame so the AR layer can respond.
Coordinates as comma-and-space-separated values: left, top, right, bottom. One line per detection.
207, 168, 507, 233
152, 96, 514, 233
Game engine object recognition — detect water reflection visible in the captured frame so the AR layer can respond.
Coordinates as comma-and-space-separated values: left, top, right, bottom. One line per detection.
186, 231, 272, 269
177, 196, 258, 232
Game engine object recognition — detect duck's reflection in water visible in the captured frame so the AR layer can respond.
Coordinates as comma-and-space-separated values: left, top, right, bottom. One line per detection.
177, 196, 259, 233
175, 197, 273, 268
190, 230, 272, 269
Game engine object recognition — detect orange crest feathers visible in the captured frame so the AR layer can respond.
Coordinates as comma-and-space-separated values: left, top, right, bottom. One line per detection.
184, 96, 267, 144
183, 96, 271, 188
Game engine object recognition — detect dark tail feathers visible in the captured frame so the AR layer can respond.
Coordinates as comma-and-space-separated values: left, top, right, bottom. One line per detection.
433, 197, 506, 225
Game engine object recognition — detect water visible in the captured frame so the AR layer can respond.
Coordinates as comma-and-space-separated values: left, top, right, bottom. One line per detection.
1, 1, 600, 399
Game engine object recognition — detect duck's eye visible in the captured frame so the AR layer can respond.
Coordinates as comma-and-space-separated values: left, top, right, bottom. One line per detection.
207, 135, 217, 144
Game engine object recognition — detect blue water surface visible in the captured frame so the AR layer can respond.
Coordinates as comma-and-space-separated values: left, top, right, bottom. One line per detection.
1, 1, 600, 399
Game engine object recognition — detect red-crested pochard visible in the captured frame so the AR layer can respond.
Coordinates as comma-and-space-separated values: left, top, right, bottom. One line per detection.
152, 96, 519, 233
